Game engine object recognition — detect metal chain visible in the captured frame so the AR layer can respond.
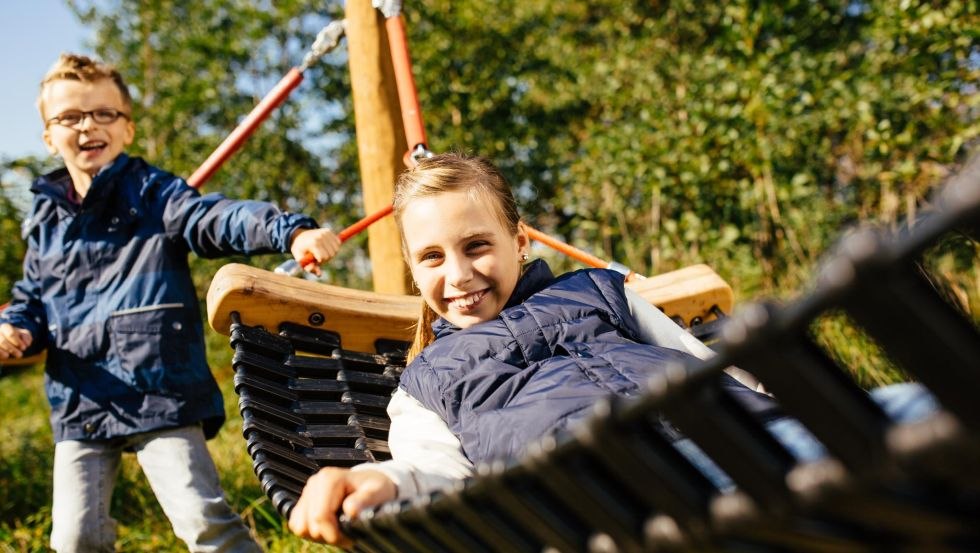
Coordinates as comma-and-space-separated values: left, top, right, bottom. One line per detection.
300, 19, 348, 71
372, 0, 403, 19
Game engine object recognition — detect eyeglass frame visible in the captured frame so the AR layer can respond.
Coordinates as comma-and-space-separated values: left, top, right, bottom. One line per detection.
45, 108, 131, 129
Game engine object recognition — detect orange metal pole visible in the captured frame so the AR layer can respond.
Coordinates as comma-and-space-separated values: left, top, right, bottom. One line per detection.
339, 204, 394, 241
187, 68, 305, 188
525, 226, 639, 280
300, 212, 639, 281
523, 226, 606, 269
297, 204, 395, 267
384, 15, 428, 154
295, 9, 640, 281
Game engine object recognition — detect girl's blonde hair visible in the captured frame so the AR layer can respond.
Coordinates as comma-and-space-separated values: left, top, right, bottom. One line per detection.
393, 153, 521, 361
37, 53, 132, 119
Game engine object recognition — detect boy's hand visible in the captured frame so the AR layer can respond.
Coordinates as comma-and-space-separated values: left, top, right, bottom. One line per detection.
0, 323, 33, 360
288, 467, 396, 547
289, 227, 342, 276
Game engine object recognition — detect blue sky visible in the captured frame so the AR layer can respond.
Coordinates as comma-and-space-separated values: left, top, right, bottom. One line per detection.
1, 1, 91, 160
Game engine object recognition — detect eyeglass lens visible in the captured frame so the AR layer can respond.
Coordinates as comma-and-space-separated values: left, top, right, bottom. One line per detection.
52, 109, 127, 126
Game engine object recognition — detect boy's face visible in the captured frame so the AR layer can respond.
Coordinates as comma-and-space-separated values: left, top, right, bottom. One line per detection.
41, 78, 134, 180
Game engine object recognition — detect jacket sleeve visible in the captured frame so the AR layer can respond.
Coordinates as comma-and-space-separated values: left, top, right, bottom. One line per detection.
350, 388, 474, 499
627, 288, 766, 391
0, 243, 48, 355
159, 175, 318, 258
625, 288, 714, 359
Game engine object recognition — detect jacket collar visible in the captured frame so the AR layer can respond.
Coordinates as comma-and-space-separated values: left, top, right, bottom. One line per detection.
30, 168, 74, 205
432, 258, 554, 339
31, 153, 131, 208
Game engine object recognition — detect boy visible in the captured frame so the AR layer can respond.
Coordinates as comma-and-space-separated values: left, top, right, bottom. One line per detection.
0, 53, 339, 552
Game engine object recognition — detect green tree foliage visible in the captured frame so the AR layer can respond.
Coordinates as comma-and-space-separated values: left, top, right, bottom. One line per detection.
0, 2, 975, 548
67, 0, 369, 286
4, 0, 972, 300
0, 156, 60, 296
0, 190, 27, 296
408, 0, 977, 297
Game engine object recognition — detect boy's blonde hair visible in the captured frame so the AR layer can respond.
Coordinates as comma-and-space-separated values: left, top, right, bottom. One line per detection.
37, 53, 132, 119
393, 152, 522, 361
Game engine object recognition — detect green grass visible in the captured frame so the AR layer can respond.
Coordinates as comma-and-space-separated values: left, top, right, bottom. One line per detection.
1, 240, 975, 552
0, 359, 340, 553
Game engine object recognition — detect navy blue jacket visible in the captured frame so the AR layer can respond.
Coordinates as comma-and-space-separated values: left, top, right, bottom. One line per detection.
399, 260, 779, 465
0, 154, 317, 442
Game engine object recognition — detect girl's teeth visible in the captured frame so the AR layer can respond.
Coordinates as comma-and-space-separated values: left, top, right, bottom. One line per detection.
451, 290, 484, 309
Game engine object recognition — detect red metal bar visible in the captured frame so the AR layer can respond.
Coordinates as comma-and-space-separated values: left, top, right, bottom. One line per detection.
338, 204, 394, 241
524, 226, 606, 269
298, 10, 639, 280
187, 67, 305, 188
299, 211, 638, 281
526, 226, 639, 281
297, 204, 395, 267
384, 15, 428, 155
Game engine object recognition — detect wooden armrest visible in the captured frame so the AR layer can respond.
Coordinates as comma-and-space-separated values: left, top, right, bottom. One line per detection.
0, 351, 45, 368
207, 262, 734, 353
625, 264, 733, 326
207, 264, 420, 353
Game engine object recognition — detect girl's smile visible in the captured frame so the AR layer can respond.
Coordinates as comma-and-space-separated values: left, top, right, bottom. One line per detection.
445, 288, 489, 312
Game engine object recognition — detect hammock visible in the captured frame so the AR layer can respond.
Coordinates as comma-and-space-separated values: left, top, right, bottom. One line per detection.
207, 155, 980, 553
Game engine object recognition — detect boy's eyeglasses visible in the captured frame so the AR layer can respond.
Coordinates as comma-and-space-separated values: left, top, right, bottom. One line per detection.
46, 108, 130, 128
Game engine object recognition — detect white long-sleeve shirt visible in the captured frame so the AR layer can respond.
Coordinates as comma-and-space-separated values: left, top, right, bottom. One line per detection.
351, 288, 725, 499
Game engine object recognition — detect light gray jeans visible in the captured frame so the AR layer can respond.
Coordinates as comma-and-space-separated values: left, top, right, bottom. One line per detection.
50, 424, 262, 553
673, 382, 939, 492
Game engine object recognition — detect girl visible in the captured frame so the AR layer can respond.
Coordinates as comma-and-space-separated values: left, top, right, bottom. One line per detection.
287, 153, 934, 546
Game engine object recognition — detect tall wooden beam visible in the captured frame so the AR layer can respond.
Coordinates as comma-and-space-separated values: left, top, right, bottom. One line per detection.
345, 0, 410, 295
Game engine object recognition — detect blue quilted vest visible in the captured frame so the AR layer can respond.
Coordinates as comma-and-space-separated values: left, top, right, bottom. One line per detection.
399, 260, 773, 465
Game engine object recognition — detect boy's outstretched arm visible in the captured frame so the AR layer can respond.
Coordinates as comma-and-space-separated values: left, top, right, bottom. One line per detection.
288, 467, 396, 547
0, 323, 33, 360
289, 227, 342, 276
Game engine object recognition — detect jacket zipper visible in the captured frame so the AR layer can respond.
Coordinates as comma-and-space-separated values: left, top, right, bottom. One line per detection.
110, 303, 185, 317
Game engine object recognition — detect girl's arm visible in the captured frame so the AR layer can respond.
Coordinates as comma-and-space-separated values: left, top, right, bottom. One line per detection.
625, 288, 714, 359
289, 388, 473, 545
350, 388, 474, 498
626, 288, 763, 391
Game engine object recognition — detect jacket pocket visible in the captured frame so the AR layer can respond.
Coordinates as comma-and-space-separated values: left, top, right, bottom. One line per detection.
109, 303, 190, 392
555, 341, 640, 396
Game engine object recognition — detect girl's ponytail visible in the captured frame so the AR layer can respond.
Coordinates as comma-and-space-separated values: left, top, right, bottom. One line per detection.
406, 301, 438, 363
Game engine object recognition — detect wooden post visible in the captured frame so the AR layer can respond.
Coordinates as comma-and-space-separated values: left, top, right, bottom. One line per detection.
345, 0, 410, 295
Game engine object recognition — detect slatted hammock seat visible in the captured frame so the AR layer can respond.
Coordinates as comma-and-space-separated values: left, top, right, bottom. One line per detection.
207, 165, 979, 552
207, 264, 733, 510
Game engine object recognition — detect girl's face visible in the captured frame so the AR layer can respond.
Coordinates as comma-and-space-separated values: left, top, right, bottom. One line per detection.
402, 189, 529, 329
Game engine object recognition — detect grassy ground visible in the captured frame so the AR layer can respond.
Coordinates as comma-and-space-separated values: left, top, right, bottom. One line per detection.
1, 241, 975, 552
0, 355, 339, 553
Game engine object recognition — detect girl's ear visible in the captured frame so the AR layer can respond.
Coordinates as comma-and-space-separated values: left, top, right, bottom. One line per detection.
516, 221, 530, 260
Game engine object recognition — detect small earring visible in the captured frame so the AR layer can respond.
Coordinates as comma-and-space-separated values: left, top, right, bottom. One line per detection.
521, 253, 529, 262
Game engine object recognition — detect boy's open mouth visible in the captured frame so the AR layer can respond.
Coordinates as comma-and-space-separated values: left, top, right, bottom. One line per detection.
79, 141, 107, 153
